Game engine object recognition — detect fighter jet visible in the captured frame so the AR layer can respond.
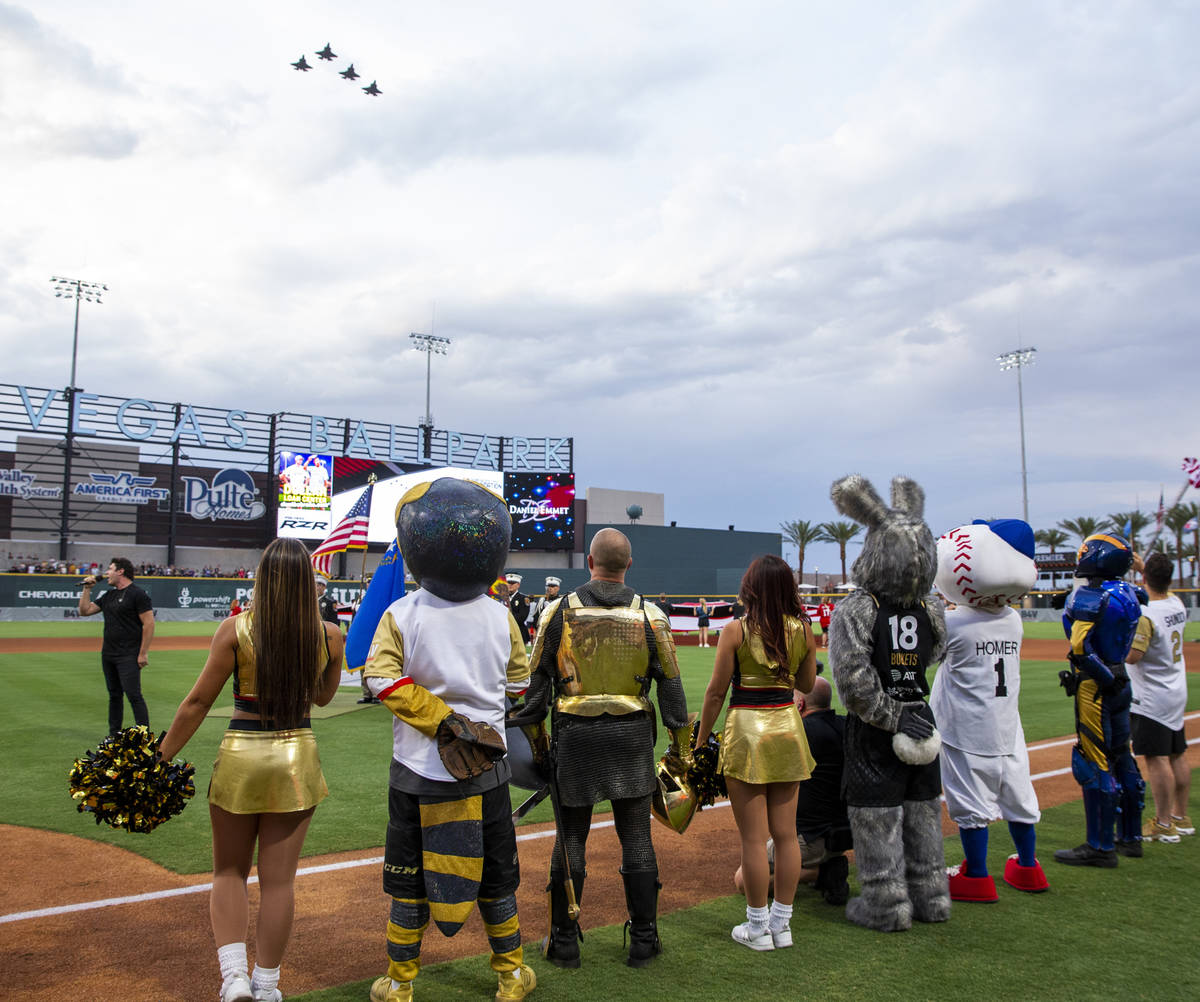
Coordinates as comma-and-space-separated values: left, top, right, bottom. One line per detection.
340, 64, 360, 81
316, 43, 336, 61
363, 80, 382, 96
291, 55, 312, 71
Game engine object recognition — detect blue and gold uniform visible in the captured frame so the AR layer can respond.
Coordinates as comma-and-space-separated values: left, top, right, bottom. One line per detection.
1056, 533, 1145, 864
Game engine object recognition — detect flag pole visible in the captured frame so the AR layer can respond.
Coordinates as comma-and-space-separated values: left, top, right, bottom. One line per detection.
359, 473, 377, 596
1143, 479, 1191, 553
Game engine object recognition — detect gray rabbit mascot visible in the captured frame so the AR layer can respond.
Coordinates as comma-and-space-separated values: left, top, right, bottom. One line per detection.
827, 475, 951, 931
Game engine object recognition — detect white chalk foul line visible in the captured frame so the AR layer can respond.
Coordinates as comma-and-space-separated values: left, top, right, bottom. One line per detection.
7, 720, 1198, 926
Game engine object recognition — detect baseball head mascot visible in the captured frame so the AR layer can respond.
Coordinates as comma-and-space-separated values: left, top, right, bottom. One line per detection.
1054, 532, 1145, 867
826, 474, 950, 932
361, 478, 537, 1002
930, 519, 1048, 901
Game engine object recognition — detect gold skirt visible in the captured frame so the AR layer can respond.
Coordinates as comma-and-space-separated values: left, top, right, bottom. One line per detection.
208, 728, 328, 814
719, 705, 816, 785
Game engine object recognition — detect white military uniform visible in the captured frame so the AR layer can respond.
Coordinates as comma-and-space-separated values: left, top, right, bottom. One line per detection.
1126, 594, 1188, 730
930, 604, 1041, 828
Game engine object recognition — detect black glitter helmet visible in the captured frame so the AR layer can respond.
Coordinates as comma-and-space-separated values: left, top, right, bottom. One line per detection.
395, 477, 511, 602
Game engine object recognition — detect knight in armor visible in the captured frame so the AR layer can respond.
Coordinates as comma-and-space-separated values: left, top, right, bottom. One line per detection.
1054, 532, 1146, 867
510, 528, 692, 969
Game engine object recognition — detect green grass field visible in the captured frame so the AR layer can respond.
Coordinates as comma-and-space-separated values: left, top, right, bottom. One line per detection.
284, 792, 1200, 1002
4, 621, 1198, 1001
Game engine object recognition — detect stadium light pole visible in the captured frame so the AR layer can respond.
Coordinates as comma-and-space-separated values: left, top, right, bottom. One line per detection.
995, 346, 1036, 523
50, 276, 108, 561
409, 332, 450, 460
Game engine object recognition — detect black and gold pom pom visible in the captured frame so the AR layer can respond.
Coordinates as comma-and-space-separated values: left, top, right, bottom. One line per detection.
68, 726, 196, 834
687, 724, 726, 808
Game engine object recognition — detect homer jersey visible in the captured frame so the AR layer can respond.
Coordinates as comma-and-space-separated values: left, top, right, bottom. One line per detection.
1126, 594, 1188, 730
930, 605, 1024, 756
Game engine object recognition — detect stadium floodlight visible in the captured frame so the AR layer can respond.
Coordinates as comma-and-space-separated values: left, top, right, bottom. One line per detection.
409, 332, 451, 430
995, 346, 1037, 522
50, 276, 107, 392
50, 275, 108, 561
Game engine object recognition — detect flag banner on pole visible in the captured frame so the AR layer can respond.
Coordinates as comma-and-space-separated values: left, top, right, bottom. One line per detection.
1156, 488, 1165, 530
345, 538, 405, 669
1183, 457, 1200, 489
311, 484, 373, 578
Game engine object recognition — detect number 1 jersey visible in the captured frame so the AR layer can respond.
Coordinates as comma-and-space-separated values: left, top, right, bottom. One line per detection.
930, 605, 1024, 756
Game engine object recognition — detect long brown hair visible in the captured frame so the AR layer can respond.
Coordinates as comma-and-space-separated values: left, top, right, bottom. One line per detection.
251, 538, 325, 728
740, 554, 806, 679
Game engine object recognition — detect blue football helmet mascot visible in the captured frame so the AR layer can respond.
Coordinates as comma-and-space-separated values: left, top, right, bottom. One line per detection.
1054, 533, 1146, 867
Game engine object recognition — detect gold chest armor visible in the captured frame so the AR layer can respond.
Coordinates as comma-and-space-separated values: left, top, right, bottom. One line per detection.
554, 594, 652, 717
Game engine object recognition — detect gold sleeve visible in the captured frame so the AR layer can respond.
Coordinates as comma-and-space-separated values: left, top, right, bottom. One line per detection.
363, 609, 453, 738
1069, 619, 1093, 656
1129, 614, 1152, 655
646, 603, 680, 680
507, 613, 530, 691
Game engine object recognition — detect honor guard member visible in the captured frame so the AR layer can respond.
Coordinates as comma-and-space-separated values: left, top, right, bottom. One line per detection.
506, 574, 531, 646
1054, 533, 1145, 867
527, 577, 561, 644
511, 528, 692, 969
363, 479, 536, 1002
315, 575, 340, 626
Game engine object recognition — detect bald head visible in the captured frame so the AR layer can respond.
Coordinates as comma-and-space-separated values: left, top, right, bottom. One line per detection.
589, 528, 632, 581
803, 675, 833, 712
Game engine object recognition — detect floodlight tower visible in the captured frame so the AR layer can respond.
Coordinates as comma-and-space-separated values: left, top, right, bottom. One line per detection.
410, 332, 450, 460
50, 276, 108, 560
995, 346, 1037, 523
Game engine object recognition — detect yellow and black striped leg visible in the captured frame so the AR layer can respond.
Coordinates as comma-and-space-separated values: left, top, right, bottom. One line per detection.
479, 893, 523, 974
386, 896, 428, 985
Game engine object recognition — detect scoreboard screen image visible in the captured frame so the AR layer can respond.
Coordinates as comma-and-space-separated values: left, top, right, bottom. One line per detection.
504, 473, 575, 550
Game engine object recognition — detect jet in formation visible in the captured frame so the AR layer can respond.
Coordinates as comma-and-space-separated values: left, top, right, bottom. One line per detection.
316, 43, 336, 61
363, 80, 382, 96
340, 64, 360, 81
291, 55, 312, 71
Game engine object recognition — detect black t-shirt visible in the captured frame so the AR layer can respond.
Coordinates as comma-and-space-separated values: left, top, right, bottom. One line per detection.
318, 594, 340, 625
796, 709, 848, 839
97, 584, 153, 656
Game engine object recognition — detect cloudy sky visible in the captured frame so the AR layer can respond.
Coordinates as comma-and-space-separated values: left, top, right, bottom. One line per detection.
3, 1, 1197, 573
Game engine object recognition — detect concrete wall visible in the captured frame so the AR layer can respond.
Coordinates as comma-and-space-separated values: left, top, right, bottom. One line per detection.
583, 488, 666, 527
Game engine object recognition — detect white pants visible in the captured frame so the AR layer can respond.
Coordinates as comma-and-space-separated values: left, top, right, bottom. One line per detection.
940, 740, 1041, 829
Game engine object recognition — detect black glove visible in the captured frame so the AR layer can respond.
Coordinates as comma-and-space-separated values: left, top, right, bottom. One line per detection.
897, 705, 934, 740
1058, 669, 1079, 697
436, 712, 507, 780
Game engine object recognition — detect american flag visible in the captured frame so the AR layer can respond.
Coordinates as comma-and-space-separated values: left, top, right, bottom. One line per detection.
1156, 488, 1165, 531
311, 485, 373, 577
1184, 457, 1200, 489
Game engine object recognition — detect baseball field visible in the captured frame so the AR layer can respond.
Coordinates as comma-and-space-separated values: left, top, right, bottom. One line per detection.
2, 620, 1198, 1002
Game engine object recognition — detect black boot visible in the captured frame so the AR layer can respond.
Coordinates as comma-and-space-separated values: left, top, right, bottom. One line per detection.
621, 868, 662, 968
817, 855, 849, 905
542, 870, 585, 969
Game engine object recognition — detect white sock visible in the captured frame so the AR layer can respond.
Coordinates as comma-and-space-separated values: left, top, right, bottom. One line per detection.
217, 942, 248, 987
768, 900, 793, 933
251, 964, 280, 995
746, 904, 769, 933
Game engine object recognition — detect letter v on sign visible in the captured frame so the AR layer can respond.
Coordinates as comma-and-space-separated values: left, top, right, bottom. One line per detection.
18, 386, 56, 430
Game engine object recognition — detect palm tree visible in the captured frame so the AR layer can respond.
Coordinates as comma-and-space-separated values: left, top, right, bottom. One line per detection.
1106, 510, 1150, 552
1180, 502, 1200, 587
1034, 528, 1069, 588
818, 520, 863, 584
779, 519, 824, 586
1163, 504, 1195, 585
1056, 516, 1106, 547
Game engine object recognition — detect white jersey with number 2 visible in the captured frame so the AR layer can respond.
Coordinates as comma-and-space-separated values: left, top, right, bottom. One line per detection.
1127, 594, 1188, 730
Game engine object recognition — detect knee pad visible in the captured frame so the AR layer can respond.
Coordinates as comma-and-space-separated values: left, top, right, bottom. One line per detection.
1114, 750, 1144, 802
1071, 746, 1102, 791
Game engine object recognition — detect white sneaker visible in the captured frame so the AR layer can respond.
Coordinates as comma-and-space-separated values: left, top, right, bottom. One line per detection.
252, 989, 282, 1002
221, 974, 253, 1002
770, 926, 793, 949
731, 922, 774, 951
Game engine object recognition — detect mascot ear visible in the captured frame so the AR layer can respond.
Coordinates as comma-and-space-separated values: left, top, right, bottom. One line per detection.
890, 477, 925, 520
831, 474, 888, 529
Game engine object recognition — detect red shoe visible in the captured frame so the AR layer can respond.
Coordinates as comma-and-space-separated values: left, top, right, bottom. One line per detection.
946, 861, 998, 903
1002, 854, 1049, 893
